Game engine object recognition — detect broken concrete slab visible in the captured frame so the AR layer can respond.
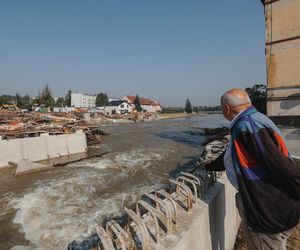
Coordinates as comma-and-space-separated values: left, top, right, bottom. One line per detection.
13, 159, 51, 176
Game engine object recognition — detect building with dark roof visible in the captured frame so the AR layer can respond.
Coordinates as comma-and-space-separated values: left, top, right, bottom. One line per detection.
104, 100, 132, 115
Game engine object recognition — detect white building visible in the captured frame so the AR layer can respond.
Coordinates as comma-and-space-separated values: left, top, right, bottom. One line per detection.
122, 95, 162, 113
105, 100, 132, 115
71, 93, 96, 108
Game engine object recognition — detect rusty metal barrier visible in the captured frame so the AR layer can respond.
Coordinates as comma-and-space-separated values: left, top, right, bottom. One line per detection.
169, 179, 193, 211
155, 189, 178, 226
176, 176, 198, 202
68, 170, 218, 249
144, 193, 173, 234
136, 200, 161, 243
95, 225, 114, 250
180, 171, 205, 198
106, 220, 134, 250
193, 170, 212, 190
124, 207, 150, 250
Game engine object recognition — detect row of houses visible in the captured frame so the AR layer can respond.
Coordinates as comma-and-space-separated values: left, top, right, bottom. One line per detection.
71, 93, 162, 115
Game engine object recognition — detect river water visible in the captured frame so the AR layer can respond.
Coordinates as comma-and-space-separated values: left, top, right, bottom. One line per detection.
0, 114, 227, 250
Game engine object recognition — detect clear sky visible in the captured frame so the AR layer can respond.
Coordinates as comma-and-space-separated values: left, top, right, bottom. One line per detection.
0, 0, 266, 106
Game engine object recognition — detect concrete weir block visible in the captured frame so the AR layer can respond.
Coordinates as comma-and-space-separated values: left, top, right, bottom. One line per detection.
0, 132, 88, 169
14, 159, 50, 176
155, 175, 240, 250
281, 127, 300, 159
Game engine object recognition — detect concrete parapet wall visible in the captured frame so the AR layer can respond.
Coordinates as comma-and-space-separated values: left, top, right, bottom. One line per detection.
68, 171, 240, 250
281, 127, 300, 159
158, 175, 240, 250
0, 131, 87, 168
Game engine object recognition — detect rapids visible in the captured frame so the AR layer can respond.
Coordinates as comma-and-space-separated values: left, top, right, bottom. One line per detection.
0, 115, 227, 249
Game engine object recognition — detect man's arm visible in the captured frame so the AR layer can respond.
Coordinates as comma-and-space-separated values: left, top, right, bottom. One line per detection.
204, 150, 226, 171
236, 128, 300, 200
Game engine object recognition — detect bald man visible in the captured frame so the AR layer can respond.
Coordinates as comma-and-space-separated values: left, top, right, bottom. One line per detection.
205, 89, 300, 250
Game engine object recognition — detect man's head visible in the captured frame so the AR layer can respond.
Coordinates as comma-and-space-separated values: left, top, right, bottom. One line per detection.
221, 89, 252, 121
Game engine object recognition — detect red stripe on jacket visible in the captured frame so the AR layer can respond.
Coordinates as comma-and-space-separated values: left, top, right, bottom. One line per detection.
234, 139, 260, 168
273, 131, 289, 158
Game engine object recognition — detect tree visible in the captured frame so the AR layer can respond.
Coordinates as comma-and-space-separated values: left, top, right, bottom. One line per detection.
185, 98, 192, 113
16, 93, 22, 107
96, 93, 109, 107
56, 97, 65, 107
134, 94, 143, 112
24, 94, 31, 107
245, 84, 267, 114
200, 105, 221, 111
193, 106, 199, 113
161, 107, 184, 113
15, 93, 31, 109
65, 90, 72, 107
32, 91, 41, 106
40, 83, 54, 107
0, 95, 15, 105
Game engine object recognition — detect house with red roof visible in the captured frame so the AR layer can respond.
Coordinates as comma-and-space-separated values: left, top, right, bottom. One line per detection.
122, 95, 162, 113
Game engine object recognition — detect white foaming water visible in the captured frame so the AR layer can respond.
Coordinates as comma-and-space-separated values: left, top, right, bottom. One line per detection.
113, 149, 164, 169
69, 148, 170, 172
10, 148, 167, 249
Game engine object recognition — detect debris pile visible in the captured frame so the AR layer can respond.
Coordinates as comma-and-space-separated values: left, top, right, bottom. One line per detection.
196, 126, 229, 136
104, 112, 160, 123
199, 126, 229, 145
0, 108, 107, 145
198, 137, 228, 167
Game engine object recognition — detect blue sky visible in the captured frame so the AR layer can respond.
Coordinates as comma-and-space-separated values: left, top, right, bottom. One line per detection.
0, 0, 265, 106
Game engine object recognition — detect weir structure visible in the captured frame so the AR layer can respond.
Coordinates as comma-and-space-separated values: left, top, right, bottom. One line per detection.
68, 170, 240, 250
262, 0, 300, 158
0, 130, 88, 169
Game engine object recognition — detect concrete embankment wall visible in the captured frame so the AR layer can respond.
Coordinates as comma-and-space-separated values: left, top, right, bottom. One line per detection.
0, 130, 87, 168
159, 175, 240, 250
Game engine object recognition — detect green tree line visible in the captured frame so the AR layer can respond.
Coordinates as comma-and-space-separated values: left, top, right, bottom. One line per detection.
161, 84, 267, 115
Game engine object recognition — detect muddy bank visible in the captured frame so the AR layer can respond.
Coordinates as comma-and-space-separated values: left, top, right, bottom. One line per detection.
159, 112, 206, 120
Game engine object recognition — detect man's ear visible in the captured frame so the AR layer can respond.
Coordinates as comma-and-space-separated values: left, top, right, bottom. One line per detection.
224, 104, 230, 115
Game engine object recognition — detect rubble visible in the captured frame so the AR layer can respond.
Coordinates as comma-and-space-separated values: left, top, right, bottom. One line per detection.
198, 136, 228, 167
200, 127, 229, 146
0, 108, 108, 145
186, 126, 229, 146
194, 126, 229, 136
100, 112, 160, 123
